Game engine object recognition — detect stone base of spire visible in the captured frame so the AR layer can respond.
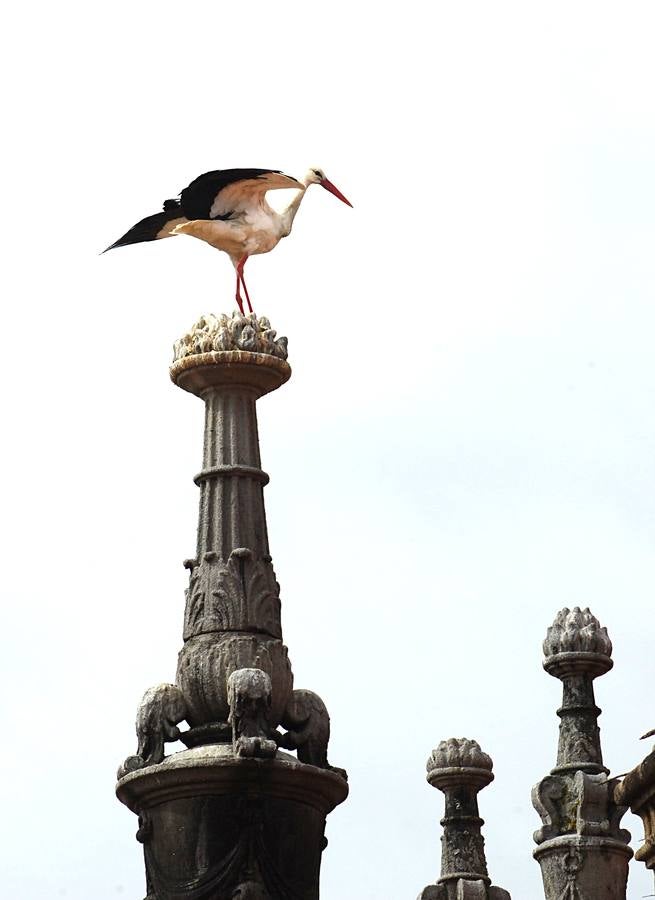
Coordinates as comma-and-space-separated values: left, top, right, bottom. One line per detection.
117, 744, 348, 900
533, 836, 631, 900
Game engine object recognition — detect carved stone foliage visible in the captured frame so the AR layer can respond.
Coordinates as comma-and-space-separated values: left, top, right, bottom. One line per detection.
173, 312, 288, 362
176, 632, 293, 730
543, 607, 612, 658
228, 668, 277, 759
184, 549, 282, 641
427, 738, 493, 780
279, 689, 347, 780
118, 684, 187, 779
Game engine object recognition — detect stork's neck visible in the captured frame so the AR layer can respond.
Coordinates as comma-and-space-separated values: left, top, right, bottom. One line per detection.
278, 179, 310, 235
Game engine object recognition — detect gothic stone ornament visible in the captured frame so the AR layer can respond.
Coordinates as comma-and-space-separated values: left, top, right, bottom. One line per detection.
532, 608, 632, 900
417, 738, 511, 900
279, 689, 348, 780
183, 549, 282, 640
117, 744, 348, 900
177, 631, 293, 732
118, 683, 187, 779
117, 318, 348, 900
172, 312, 289, 364
228, 668, 277, 759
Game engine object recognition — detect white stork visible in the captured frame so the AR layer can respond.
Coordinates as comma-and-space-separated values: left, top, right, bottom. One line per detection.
104, 167, 352, 314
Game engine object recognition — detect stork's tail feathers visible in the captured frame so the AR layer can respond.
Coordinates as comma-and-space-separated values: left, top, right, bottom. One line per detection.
103, 199, 188, 252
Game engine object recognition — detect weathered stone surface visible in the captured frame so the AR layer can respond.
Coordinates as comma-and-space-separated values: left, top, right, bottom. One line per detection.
543, 606, 612, 657
176, 631, 293, 730
117, 744, 348, 900
117, 317, 347, 899
532, 608, 631, 900
279, 689, 347, 780
228, 668, 277, 759
118, 683, 187, 778
418, 738, 510, 900
183, 549, 282, 641
616, 743, 655, 879
173, 312, 288, 363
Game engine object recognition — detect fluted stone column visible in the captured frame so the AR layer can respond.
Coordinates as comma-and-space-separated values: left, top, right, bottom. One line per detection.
417, 738, 511, 900
532, 608, 632, 900
116, 313, 348, 900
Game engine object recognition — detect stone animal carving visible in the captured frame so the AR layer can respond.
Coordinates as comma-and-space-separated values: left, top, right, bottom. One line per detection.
279, 689, 347, 780
418, 883, 510, 899
231, 880, 271, 899
227, 668, 277, 759
117, 683, 187, 778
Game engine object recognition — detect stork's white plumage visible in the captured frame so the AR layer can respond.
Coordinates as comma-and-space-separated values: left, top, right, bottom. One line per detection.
104, 167, 352, 313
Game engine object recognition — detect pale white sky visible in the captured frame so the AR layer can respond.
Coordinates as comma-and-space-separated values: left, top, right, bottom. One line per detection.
2, 1, 655, 897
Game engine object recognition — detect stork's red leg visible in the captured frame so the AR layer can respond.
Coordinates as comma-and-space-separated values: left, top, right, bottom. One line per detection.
234, 270, 245, 316
240, 272, 253, 314
236, 255, 253, 314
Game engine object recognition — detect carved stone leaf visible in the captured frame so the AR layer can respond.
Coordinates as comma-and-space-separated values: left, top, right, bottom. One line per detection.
184, 549, 282, 639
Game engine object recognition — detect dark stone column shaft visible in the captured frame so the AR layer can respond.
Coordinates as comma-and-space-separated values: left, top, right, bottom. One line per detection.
555, 672, 604, 774
440, 786, 488, 882
196, 385, 270, 561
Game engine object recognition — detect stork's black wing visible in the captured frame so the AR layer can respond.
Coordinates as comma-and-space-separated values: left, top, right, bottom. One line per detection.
179, 168, 283, 220
103, 199, 184, 252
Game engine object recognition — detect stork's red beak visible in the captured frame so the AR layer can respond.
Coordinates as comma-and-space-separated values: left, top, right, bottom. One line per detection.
320, 178, 353, 207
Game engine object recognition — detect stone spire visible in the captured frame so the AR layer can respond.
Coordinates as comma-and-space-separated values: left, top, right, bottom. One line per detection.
417, 737, 511, 900
532, 607, 632, 900
116, 312, 347, 900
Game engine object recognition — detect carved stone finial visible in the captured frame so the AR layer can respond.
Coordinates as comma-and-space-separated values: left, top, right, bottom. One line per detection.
418, 738, 510, 900
173, 312, 288, 363
532, 608, 631, 900
543, 606, 612, 662
427, 737, 493, 787
542, 607, 613, 776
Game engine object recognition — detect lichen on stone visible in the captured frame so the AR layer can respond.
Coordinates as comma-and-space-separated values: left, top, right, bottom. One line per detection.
173, 312, 288, 362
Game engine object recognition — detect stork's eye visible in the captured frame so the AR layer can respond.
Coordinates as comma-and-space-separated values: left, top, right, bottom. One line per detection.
312, 169, 323, 178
